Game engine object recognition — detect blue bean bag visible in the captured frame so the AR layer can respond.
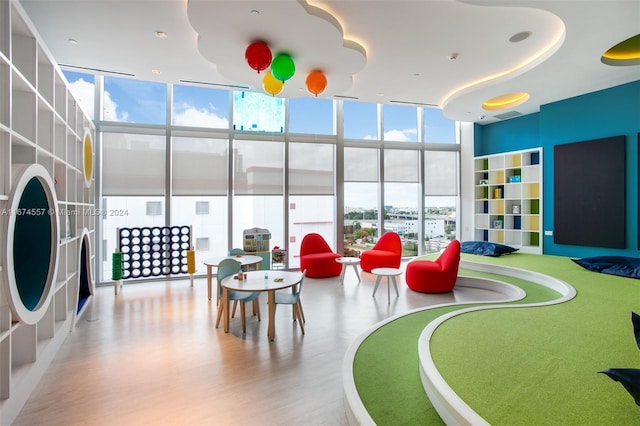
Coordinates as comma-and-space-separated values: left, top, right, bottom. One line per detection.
571, 256, 640, 279
460, 241, 518, 257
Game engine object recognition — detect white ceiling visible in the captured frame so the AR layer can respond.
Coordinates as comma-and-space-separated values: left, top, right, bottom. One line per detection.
19, 0, 640, 124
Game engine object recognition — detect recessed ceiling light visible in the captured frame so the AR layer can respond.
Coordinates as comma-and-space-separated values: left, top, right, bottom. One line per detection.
250, 9, 260, 16
482, 92, 530, 111
154, 31, 167, 39
151, 69, 162, 75
601, 33, 640, 66
509, 31, 532, 43
448, 53, 459, 60
68, 38, 78, 45
376, 93, 385, 97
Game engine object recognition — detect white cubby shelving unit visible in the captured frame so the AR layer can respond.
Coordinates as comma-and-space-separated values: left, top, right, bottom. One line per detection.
473, 148, 542, 254
0, 1, 95, 423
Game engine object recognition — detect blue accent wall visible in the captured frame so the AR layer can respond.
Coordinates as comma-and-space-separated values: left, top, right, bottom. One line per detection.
476, 80, 640, 258
474, 112, 540, 156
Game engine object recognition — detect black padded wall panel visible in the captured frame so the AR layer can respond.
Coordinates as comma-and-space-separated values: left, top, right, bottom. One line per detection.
554, 135, 626, 248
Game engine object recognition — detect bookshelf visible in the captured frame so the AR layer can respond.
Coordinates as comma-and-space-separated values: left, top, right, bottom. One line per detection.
473, 148, 542, 253
0, 1, 95, 423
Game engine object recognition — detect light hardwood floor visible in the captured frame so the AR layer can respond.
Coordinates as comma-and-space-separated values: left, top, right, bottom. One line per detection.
14, 261, 504, 426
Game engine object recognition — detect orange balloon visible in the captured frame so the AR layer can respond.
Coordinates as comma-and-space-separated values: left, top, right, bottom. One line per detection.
305, 70, 327, 96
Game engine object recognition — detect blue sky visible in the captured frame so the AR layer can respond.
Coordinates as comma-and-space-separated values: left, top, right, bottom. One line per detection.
63, 70, 456, 209
63, 70, 454, 142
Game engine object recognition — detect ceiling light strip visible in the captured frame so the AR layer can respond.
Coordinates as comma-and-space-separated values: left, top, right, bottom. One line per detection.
440, 24, 566, 107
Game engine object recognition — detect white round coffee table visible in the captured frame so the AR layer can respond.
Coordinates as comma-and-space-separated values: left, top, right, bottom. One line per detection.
371, 267, 401, 304
336, 257, 361, 285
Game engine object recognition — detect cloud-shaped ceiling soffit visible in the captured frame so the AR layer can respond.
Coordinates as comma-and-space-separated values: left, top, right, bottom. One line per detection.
441, 1, 565, 114
187, 0, 367, 98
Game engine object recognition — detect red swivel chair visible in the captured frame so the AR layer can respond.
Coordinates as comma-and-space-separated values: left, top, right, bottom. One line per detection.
405, 240, 461, 293
360, 231, 402, 272
299, 233, 342, 278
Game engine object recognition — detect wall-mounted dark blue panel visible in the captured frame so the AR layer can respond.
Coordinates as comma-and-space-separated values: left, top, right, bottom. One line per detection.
554, 136, 626, 248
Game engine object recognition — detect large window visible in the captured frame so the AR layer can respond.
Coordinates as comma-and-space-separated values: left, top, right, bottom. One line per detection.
103, 77, 167, 124
172, 136, 227, 195
289, 98, 335, 135
101, 196, 166, 280
383, 104, 418, 142
63, 70, 95, 120
86, 73, 460, 283
232, 139, 285, 256
233, 139, 284, 195
343, 101, 378, 140
424, 150, 459, 252
172, 85, 229, 128
172, 196, 228, 265
101, 132, 166, 280
424, 108, 456, 144
102, 133, 166, 195
384, 149, 420, 256
288, 142, 335, 267
172, 136, 229, 265
232, 195, 285, 253
344, 147, 379, 254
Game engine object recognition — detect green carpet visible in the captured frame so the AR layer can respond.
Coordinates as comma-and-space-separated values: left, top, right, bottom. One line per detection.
352, 253, 640, 425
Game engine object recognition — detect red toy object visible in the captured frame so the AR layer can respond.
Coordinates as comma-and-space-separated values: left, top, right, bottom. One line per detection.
299, 233, 342, 278
245, 41, 272, 73
405, 240, 461, 293
360, 232, 402, 272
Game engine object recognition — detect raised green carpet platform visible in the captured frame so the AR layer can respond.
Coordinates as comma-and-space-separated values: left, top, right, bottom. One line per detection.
346, 253, 640, 425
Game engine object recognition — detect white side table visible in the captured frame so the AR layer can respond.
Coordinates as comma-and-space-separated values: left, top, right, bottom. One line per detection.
371, 267, 401, 304
336, 257, 361, 285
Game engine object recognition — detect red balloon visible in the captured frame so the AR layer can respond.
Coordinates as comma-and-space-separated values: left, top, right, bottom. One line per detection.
306, 70, 327, 96
245, 42, 272, 73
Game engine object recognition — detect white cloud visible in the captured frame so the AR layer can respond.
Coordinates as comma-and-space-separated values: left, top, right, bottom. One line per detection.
384, 128, 417, 142
67, 77, 127, 122
68, 78, 95, 120
173, 103, 229, 128
103, 90, 128, 122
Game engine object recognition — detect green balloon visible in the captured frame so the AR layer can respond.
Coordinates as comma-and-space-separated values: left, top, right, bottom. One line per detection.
271, 53, 295, 82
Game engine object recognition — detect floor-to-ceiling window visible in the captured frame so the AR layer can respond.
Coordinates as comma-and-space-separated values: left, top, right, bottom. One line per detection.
232, 138, 285, 251
101, 132, 166, 280
384, 148, 420, 256
171, 135, 228, 266
63, 71, 460, 284
423, 108, 458, 253
343, 146, 380, 255
288, 97, 336, 268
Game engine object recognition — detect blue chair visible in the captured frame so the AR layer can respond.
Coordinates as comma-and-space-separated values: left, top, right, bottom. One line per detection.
215, 258, 261, 333
227, 248, 246, 314
275, 270, 306, 334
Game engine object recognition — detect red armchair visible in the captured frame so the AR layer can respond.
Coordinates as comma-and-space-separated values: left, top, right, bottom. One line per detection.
406, 240, 461, 293
299, 233, 342, 278
360, 231, 402, 272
